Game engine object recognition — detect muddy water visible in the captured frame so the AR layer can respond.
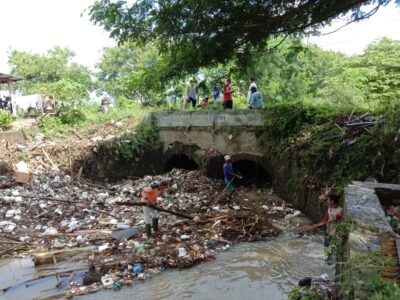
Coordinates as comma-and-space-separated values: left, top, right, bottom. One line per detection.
82, 234, 332, 300
0, 234, 332, 300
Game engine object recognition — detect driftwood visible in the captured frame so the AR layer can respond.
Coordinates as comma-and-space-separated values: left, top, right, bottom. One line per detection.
115, 202, 192, 220
43, 229, 112, 238
33, 246, 94, 266
42, 148, 59, 170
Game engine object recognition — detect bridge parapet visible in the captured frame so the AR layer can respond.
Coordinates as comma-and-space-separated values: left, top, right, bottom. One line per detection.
150, 109, 266, 128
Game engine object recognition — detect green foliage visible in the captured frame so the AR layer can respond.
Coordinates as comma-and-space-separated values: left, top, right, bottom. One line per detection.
97, 117, 162, 162
96, 42, 173, 106
264, 102, 400, 186
317, 38, 400, 110
0, 111, 14, 130
336, 252, 400, 299
37, 116, 70, 135
59, 108, 86, 125
89, 0, 394, 77
8, 46, 93, 101
288, 287, 325, 300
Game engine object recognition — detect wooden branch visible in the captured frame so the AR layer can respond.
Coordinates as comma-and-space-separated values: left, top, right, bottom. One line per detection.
33, 247, 94, 266
115, 202, 192, 219
42, 148, 59, 170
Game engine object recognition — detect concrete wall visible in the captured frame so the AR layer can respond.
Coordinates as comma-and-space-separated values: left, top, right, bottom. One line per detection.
153, 109, 266, 128
150, 110, 267, 156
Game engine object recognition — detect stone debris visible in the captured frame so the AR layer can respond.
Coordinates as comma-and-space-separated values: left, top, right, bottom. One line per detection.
0, 166, 303, 297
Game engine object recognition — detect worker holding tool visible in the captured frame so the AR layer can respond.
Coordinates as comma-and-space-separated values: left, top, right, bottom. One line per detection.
141, 180, 169, 238
306, 194, 343, 261
313, 194, 343, 238
223, 155, 242, 198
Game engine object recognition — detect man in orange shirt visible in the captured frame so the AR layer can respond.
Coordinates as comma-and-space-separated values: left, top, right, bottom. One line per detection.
141, 180, 169, 238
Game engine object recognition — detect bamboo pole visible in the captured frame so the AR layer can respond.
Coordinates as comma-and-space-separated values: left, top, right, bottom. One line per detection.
115, 202, 192, 220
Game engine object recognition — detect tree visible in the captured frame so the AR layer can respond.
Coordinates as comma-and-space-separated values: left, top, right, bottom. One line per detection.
97, 42, 178, 105
89, 0, 398, 78
8, 46, 93, 101
316, 38, 400, 110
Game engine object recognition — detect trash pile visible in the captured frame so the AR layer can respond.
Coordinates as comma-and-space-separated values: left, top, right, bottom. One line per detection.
332, 111, 379, 145
385, 203, 400, 234
0, 165, 304, 297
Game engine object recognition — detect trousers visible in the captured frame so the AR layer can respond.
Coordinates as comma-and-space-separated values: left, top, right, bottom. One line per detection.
143, 206, 158, 225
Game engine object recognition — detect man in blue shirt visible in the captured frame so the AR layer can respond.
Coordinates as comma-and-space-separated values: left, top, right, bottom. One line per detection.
212, 84, 221, 103
223, 155, 242, 196
248, 86, 263, 109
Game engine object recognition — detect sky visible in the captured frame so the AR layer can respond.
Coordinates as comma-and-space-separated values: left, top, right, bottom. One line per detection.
0, 0, 399, 74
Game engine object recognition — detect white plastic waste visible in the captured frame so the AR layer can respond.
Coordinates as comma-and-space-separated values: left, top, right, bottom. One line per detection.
178, 247, 187, 257
5, 210, 15, 218
101, 275, 114, 287
44, 227, 58, 235
16, 161, 29, 172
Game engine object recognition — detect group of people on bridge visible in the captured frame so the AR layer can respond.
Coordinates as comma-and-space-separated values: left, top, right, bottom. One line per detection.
185, 77, 263, 110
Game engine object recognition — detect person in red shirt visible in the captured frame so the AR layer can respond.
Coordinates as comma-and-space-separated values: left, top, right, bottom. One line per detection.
141, 180, 169, 238
312, 194, 343, 253
223, 79, 234, 109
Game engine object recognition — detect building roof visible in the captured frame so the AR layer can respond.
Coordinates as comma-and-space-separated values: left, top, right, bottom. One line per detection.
0, 72, 24, 84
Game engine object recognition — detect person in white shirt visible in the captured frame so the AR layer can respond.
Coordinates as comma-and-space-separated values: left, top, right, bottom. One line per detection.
247, 77, 257, 105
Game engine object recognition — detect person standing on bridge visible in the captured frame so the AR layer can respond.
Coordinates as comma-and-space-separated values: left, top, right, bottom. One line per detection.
223, 79, 234, 109
248, 86, 263, 109
141, 180, 169, 239
185, 80, 198, 109
223, 155, 242, 198
247, 77, 257, 106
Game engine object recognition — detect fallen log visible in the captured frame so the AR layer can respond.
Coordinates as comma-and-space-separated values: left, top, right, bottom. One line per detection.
115, 202, 193, 220
33, 246, 94, 266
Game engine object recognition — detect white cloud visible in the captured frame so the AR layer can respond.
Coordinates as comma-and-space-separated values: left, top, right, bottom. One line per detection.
0, 0, 115, 73
307, 2, 400, 54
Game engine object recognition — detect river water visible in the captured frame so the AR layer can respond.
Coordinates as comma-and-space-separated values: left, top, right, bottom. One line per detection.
0, 233, 332, 300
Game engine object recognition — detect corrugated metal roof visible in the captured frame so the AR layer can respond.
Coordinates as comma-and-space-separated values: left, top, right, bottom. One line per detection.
0, 72, 24, 84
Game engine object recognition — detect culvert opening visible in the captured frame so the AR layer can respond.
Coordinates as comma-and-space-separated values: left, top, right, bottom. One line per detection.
232, 159, 270, 186
165, 154, 199, 172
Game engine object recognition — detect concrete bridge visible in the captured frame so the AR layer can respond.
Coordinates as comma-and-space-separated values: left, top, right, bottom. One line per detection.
149, 110, 269, 180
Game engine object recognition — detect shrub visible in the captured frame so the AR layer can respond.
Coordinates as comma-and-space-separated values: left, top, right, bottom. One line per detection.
0, 111, 14, 130
59, 108, 86, 124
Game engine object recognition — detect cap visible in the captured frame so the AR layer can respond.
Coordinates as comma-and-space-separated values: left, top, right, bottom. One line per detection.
224, 155, 231, 161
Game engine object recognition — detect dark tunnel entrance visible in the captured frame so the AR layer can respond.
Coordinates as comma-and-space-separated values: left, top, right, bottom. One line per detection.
232, 159, 270, 186
164, 154, 199, 172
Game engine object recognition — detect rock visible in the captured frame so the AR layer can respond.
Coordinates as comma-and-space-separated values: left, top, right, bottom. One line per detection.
298, 277, 312, 287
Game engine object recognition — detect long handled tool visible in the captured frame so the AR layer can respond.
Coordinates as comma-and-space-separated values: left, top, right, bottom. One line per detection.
115, 202, 193, 220
297, 222, 327, 235
215, 177, 235, 203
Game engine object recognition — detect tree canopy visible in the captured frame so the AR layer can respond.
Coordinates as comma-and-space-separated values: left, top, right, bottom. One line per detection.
8, 46, 93, 101
89, 0, 399, 77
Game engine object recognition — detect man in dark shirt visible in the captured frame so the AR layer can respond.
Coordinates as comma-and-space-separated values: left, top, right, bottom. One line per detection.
223, 155, 241, 196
